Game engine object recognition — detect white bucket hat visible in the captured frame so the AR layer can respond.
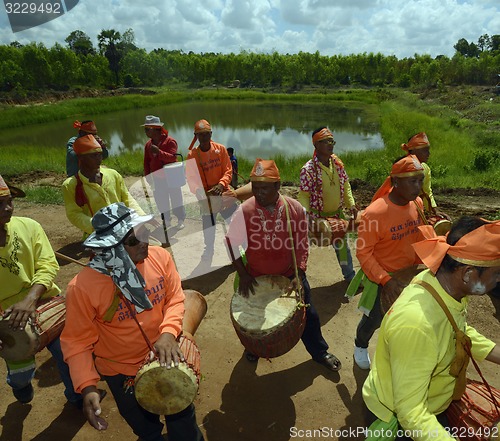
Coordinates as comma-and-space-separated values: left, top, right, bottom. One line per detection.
141, 115, 164, 127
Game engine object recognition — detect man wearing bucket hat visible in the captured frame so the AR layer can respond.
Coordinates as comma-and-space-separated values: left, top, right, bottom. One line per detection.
142, 115, 186, 232
186, 119, 235, 263
62, 134, 145, 239
225, 159, 342, 371
363, 217, 500, 440
346, 155, 425, 370
299, 127, 358, 282
61, 202, 204, 441
66, 120, 109, 177
0, 175, 81, 406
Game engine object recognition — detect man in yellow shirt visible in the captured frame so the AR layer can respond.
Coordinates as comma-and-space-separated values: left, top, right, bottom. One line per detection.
298, 127, 357, 282
363, 217, 500, 440
62, 134, 144, 239
0, 175, 80, 406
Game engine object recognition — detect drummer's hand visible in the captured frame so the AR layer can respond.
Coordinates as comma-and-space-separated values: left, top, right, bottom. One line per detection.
238, 272, 258, 298
81, 386, 108, 431
154, 332, 183, 369
208, 184, 224, 196
381, 278, 406, 309
150, 144, 160, 155
287, 277, 303, 295
3, 294, 38, 331
435, 209, 451, 221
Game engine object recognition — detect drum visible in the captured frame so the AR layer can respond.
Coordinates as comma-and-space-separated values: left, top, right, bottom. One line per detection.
308, 215, 359, 247
0, 296, 66, 362
380, 265, 426, 314
427, 214, 452, 236
230, 275, 306, 359
446, 379, 500, 440
182, 289, 207, 339
135, 335, 201, 415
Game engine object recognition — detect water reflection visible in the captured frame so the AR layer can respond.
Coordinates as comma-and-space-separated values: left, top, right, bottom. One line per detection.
0, 101, 384, 159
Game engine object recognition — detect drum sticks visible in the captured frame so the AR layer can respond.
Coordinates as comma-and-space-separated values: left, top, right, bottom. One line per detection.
54, 251, 87, 267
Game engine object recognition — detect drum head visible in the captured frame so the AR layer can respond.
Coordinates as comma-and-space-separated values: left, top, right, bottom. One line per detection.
0, 319, 37, 361
135, 360, 198, 415
231, 275, 298, 334
434, 219, 452, 236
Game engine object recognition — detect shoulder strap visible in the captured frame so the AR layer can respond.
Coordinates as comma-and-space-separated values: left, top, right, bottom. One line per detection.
413, 200, 428, 226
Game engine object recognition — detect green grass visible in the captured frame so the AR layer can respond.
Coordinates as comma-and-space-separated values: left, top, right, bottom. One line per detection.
1, 87, 499, 205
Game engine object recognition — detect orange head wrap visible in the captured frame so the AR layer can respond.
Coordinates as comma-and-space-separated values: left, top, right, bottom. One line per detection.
188, 119, 212, 150
413, 220, 500, 274
371, 155, 424, 202
73, 134, 103, 155
401, 132, 430, 152
312, 128, 334, 145
0, 174, 25, 198
73, 120, 97, 135
250, 158, 281, 182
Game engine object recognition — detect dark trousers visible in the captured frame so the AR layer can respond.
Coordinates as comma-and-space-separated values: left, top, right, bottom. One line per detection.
103, 374, 204, 441
299, 274, 329, 360
355, 287, 383, 349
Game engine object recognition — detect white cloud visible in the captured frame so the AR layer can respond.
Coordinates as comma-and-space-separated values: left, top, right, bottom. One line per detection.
0, 0, 498, 57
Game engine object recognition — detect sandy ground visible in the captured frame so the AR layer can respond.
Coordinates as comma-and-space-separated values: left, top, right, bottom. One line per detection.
1, 196, 500, 441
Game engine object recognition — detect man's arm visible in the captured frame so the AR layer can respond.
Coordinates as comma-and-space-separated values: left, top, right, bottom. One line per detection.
62, 178, 94, 234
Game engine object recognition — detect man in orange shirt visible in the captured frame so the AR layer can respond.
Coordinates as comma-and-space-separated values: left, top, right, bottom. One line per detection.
347, 155, 425, 370
186, 119, 236, 263
61, 203, 204, 441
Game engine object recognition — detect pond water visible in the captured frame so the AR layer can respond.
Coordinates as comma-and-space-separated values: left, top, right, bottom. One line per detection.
0, 101, 384, 159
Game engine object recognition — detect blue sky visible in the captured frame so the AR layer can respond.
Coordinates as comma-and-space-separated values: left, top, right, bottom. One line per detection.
1, 0, 499, 58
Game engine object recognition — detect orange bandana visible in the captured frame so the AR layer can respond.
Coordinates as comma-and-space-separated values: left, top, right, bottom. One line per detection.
250, 159, 280, 182
73, 134, 103, 155
312, 128, 334, 144
401, 132, 430, 152
73, 120, 97, 135
188, 119, 212, 150
413, 220, 500, 274
371, 155, 424, 202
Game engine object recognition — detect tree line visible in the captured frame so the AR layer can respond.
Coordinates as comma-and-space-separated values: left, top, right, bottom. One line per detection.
1, 29, 499, 97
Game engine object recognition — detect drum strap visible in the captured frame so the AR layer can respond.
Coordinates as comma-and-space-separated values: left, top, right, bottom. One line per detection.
415, 279, 500, 411
281, 195, 303, 301
119, 292, 156, 354
413, 200, 429, 225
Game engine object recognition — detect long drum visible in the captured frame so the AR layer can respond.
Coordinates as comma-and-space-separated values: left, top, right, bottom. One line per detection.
230, 275, 306, 359
380, 265, 426, 314
446, 380, 500, 440
0, 296, 66, 361
135, 335, 201, 415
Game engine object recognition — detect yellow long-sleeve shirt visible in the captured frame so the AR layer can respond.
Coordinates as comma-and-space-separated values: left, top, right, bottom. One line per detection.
421, 162, 437, 211
62, 168, 144, 236
0, 217, 60, 311
363, 269, 495, 441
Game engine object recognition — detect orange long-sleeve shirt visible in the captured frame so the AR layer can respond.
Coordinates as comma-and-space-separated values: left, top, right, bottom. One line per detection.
61, 246, 185, 393
186, 141, 232, 193
356, 194, 423, 286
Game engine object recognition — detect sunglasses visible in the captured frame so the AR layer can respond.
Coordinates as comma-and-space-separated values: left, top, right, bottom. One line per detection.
123, 231, 149, 247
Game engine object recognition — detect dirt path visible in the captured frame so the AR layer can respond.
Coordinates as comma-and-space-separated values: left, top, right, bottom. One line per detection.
1, 186, 500, 441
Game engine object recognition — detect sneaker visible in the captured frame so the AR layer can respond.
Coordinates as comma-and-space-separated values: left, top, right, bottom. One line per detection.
176, 222, 185, 230
354, 346, 371, 370
13, 383, 34, 404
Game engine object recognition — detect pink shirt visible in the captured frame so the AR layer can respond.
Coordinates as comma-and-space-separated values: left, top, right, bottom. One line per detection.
61, 246, 185, 393
226, 195, 309, 277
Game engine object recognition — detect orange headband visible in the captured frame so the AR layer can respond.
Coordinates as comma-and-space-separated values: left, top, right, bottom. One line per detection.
371, 155, 424, 202
73, 134, 103, 155
188, 119, 212, 150
401, 132, 430, 152
250, 158, 281, 182
413, 220, 500, 274
312, 128, 334, 144
73, 120, 97, 135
